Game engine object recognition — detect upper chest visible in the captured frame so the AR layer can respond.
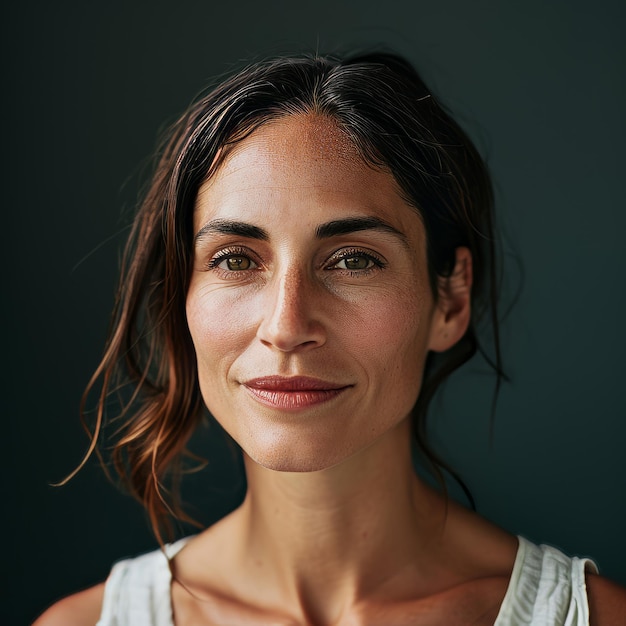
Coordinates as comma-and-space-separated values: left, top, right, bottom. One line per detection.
170, 575, 511, 626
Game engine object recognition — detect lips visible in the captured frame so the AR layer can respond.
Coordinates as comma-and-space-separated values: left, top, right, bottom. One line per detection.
242, 376, 350, 410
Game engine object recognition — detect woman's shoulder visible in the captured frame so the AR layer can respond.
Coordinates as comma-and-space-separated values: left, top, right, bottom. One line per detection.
493, 537, 626, 626
32, 583, 106, 626
441, 501, 626, 624
586, 573, 626, 626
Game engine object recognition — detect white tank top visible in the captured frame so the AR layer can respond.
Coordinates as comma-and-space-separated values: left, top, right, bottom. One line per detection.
97, 535, 598, 625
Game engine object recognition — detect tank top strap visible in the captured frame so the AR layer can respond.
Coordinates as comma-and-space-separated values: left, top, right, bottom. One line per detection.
97, 538, 189, 626
495, 536, 598, 625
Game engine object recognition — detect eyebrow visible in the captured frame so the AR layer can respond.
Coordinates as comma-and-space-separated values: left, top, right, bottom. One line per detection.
194, 215, 408, 246
315, 217, 408, 246
194, 219, 270, 243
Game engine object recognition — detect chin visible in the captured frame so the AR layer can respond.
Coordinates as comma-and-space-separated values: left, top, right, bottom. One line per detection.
241, 430, 355, 474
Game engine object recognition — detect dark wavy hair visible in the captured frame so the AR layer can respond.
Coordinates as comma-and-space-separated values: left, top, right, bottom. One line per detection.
71, 51, 503, 541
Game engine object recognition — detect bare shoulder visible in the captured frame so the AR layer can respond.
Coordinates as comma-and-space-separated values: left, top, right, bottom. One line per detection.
586, 573, 626, 626
442, 494, 520, 577
32, 583, 105, 626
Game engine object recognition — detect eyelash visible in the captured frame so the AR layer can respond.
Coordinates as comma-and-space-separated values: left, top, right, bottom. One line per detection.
206, 246, 386, 277
325, 248, 386, 275
207, 246, 261, 275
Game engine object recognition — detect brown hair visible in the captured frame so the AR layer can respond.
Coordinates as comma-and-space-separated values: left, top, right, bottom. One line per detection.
72, 51, 503, 540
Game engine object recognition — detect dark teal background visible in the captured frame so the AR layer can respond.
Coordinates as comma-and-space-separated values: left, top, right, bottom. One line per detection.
5, 1, 625, 624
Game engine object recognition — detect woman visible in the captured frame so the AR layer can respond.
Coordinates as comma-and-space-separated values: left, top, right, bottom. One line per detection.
35, 52, 625, 625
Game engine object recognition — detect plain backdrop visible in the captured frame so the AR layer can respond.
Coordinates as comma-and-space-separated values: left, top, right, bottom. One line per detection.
4, 1, 625, 624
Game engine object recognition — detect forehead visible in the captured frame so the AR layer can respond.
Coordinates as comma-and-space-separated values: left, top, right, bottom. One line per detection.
194, 113, 421, 235
220, 113, 364, 173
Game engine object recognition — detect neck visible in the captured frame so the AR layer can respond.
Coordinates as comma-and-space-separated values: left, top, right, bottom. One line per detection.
234, 418, 447, 623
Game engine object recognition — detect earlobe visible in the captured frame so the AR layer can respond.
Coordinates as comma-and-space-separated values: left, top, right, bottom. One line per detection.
428, 247, 473, 353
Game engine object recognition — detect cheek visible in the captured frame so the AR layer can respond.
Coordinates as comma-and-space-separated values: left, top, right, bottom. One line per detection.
185, 287, 254, 425
349, 285, 431, 353
185, 287, 252, 372
350, 286, 433, 397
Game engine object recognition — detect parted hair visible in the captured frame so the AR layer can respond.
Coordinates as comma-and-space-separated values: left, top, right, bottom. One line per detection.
75, 51, 503, 540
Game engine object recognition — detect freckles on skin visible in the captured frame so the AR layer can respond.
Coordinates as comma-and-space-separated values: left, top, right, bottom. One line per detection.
195, 114, 392, 218
186, 287, 254, 390
186, 113, 438, 472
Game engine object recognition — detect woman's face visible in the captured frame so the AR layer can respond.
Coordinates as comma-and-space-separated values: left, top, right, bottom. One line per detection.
186, 114, 442, 472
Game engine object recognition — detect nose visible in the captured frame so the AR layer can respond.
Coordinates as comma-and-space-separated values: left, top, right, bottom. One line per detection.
256, 268, 326, 352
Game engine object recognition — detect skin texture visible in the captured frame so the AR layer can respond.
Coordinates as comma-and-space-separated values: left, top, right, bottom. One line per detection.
185, 113, 464, 474
34, 114, 626, 625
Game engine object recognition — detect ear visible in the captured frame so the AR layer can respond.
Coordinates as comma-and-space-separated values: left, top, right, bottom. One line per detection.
427, 247, 473, 353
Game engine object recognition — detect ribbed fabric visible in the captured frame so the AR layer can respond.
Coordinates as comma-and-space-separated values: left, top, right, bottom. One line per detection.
96, 539, 188, 626
494, 536, 597, 625
97, 535, 597, 625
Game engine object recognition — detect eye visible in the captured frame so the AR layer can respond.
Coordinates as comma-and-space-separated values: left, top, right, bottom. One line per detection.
334, 255, 374, 270
327, 248, 385, 273
220, 255, 255, 271
208, 247, 260, 273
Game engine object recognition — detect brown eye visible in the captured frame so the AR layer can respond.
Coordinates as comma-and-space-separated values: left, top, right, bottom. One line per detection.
327, 249, 384, 273
208, 247, 260, 273
224, 256, 253, 271
342, 256, 371, 270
